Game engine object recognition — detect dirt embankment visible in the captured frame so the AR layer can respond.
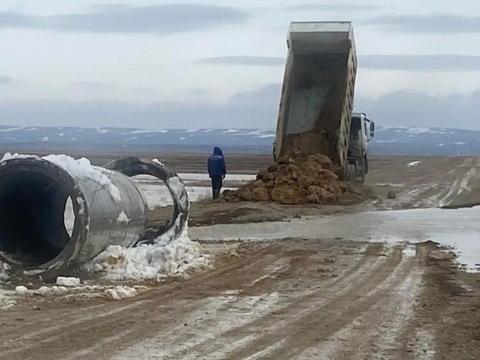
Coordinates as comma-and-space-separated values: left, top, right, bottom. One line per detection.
224, 153, 362, 205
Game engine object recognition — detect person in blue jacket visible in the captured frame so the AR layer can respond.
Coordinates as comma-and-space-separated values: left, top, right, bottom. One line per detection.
207, 146, 226, 199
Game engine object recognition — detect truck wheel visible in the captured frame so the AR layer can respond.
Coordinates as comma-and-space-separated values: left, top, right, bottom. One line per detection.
357, 157, 366, 184
345, 163, 356, 181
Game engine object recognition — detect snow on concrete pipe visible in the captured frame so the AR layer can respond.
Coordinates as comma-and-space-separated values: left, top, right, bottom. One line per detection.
0, 155, 188, 279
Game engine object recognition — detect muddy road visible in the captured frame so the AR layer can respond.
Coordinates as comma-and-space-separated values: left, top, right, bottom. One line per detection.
187, 155, 480, 227
1, 155, 480, 359
2, 240, 479, 360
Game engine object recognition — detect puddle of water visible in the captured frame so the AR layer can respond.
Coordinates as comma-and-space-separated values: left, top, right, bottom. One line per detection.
191, 207, 480, 272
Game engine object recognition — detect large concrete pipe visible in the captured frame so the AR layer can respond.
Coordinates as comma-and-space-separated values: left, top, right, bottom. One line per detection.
0, 155, 188, 278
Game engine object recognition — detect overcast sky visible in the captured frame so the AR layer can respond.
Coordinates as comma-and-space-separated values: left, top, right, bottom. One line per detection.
0, 0, 479, 129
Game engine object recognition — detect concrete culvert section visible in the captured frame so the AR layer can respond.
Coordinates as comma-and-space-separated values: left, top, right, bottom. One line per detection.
0, 154, 189, 279
132, 174, 175, 232
0, 167, 74, 267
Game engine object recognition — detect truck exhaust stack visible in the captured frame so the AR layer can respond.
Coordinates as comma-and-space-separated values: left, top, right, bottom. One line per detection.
0, 155, 188, 278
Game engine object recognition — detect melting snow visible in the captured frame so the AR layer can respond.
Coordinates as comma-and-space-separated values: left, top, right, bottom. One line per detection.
406, 127, 446, 135
44, 154, 122, 203
1, 153, 123, 203
0, 289, 15, 310
407, 161, 422, 167
86, 227, 212, 281
15, 286, 28, 294
117, 211, 130, 224
56, 277, 81, 287
0, 127, 24, 132
105, 286, 138, 300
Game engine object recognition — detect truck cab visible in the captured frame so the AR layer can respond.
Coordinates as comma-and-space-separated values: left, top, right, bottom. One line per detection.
345, 113, 375, 183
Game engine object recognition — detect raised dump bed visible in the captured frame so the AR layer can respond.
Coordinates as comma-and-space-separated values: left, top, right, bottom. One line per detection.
274, 21, 357, 176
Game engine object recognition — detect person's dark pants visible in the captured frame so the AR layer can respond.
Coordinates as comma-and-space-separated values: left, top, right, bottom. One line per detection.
211, 176, 223, 199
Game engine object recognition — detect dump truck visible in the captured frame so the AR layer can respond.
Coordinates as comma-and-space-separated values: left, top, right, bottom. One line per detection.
347, 112, 375, 183
273, 21, 374, 183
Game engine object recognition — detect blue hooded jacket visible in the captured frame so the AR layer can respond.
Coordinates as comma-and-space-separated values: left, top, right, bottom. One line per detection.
208, 146, 226, 178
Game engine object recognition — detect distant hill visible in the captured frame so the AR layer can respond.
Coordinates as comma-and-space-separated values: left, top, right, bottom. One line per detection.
0, 125, 478, 155
371, 126, 480, 155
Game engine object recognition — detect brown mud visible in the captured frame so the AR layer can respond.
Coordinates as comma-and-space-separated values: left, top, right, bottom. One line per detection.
2, 155, 480, 359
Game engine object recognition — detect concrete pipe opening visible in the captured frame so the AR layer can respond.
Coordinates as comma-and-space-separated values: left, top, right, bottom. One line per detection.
0, 155, 188, 278
0, 160, 85, 269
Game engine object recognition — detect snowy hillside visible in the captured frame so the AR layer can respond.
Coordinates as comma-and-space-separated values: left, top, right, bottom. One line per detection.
0, 127, 274, 152
0, 125, 479, 155
371, 126, 480, 155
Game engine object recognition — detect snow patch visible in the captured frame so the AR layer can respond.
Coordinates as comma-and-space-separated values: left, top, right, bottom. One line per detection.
43, 154, 122, 203
1, 153, 123, 203
86, 228, 212, 281
406, 127, 446, 135
407, 161, 422, 168
0, 289, 15, 310
105, 286, 138, 300
15, 286, 28, 294
129, 129, 152, 134
56, 276, 81, 287
0, 261, 11, 281
0, 127, 24, 132
375, 139, 398, 143
117, 211, 130, 224
402, 245, 417, 258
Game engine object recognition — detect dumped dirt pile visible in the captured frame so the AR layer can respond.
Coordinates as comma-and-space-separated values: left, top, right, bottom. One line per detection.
224, 154, 350, 204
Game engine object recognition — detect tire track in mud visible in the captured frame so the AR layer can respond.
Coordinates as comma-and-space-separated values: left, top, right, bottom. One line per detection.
297, 246, 424, 360
0, 241, 440, 360
94, 241, 378, 360
0, 243, 284, 355
0, 241, 353, 359
371, 156, 480, 210
114, 244, 383, 359
0, 240, 374, 360
221, 247, 407, 360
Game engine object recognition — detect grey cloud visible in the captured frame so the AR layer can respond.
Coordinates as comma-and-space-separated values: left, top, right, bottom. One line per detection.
73, 81, 112, 88
356, 90, 480, 130
365, 14, 480, 33
199, 54, 480, 72
0, 75, 12, 84
289, 3, 380, 11
198, 56, 285, 66
1, 86, 479, 130
360, 55, 480, 71
0, 4, 248, 34
0, 84, 282, 129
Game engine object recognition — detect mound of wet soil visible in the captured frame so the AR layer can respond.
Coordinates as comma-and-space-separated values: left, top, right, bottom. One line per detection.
224, 154, 360, 205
